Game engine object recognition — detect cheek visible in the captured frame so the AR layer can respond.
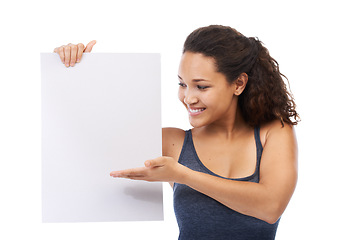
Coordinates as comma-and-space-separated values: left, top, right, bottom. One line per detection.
178, 89, 185, 103
206, 92, 230, 110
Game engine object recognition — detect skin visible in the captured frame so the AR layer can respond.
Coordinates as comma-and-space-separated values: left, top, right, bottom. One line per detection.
54, 45, 298, 224
54, 40, 96, 67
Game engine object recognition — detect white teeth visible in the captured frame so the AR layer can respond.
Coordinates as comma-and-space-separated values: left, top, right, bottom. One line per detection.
189, 108, 205, 113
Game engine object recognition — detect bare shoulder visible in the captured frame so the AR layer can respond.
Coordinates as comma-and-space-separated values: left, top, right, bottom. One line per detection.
259, 120, 297, 148
259, 120, 298, 182
162, 127, 186, 161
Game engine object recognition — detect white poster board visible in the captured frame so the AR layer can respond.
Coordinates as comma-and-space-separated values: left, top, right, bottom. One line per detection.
41, 53, 163, 222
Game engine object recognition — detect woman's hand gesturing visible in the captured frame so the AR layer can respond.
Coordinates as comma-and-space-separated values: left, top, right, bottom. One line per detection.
53, 40, 96, 67
110, 156, 189, 183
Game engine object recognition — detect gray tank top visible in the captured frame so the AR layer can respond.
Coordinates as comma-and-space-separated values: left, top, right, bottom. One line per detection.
173, 128, 279, 240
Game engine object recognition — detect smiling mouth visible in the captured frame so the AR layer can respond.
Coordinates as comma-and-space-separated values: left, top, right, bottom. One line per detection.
188, 108, 206, 116
189, 108, 206, 113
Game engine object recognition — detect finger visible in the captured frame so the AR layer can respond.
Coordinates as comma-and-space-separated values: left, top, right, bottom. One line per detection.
76, 43, 85, 63
55, 47, 65, 64
110, 167, 147, 178
84, 40, 97, 52
64, 45, 71, 67
70, 45, 78, 67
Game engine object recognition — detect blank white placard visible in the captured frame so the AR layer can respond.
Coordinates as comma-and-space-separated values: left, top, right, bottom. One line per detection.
41, 53, 163, 222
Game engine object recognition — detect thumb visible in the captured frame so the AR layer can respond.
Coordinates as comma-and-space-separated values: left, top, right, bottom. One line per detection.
145, 157, 165, 168
84, 40, 97, 52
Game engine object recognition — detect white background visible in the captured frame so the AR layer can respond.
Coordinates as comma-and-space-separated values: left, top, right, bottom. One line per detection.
0, 0, 340, 239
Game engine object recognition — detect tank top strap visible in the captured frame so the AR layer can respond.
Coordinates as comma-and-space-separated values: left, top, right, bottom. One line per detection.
254, 126, 263, 175
177, 130, 191, 164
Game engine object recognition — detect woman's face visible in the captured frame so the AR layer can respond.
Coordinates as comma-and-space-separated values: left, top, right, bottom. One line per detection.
178, 52, 238, 128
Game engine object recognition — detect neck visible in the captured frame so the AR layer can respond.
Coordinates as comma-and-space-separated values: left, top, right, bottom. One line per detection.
201, 106, 250, 139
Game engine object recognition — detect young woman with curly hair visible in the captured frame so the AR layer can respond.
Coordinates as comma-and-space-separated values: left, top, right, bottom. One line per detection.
54, 25, 299, 240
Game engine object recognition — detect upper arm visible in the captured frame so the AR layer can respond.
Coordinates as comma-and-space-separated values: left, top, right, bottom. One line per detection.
162, 127, 186, 161
162, 127, 186, 188
259, 121, 298, 214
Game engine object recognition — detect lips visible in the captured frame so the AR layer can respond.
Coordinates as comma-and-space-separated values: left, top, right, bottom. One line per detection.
188, 107, 206, 116
189, 108, 205, 113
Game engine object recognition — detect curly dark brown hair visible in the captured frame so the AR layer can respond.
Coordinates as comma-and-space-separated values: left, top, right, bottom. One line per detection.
183, 25, 299, 127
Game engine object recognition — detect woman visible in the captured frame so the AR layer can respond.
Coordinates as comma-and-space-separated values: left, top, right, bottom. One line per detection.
54, 25, 299, 240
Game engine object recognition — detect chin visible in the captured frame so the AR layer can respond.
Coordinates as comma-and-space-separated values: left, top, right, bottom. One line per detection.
188, 119, 208, 128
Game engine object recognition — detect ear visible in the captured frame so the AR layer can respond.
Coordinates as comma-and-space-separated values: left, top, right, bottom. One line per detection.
234, 73, 248, 96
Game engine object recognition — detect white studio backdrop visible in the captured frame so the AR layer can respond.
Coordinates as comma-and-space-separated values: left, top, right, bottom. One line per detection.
0, 0, 340, 239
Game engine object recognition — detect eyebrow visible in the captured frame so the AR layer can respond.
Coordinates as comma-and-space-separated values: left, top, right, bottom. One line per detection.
178, 75, 209, 82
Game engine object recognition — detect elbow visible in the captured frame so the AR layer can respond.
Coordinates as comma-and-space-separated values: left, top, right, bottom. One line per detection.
246, 202, 282, 224
263, 214, 281, 225
261, 202, 284, 224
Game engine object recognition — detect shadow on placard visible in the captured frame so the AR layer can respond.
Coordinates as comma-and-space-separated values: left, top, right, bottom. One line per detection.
124, 184, 163, 204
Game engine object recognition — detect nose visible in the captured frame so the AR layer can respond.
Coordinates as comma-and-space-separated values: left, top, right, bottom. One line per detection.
184, 89, 199, 105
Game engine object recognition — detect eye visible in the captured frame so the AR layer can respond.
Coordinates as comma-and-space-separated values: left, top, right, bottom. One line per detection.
197, 85, 209, 90
178, 82, 187, 88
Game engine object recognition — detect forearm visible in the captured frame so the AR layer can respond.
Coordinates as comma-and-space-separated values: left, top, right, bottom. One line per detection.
179, 168, 281, 224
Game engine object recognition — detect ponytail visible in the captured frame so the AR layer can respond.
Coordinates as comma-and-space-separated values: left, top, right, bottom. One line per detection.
183, 25, 300, 127
239, 37, 299, 126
